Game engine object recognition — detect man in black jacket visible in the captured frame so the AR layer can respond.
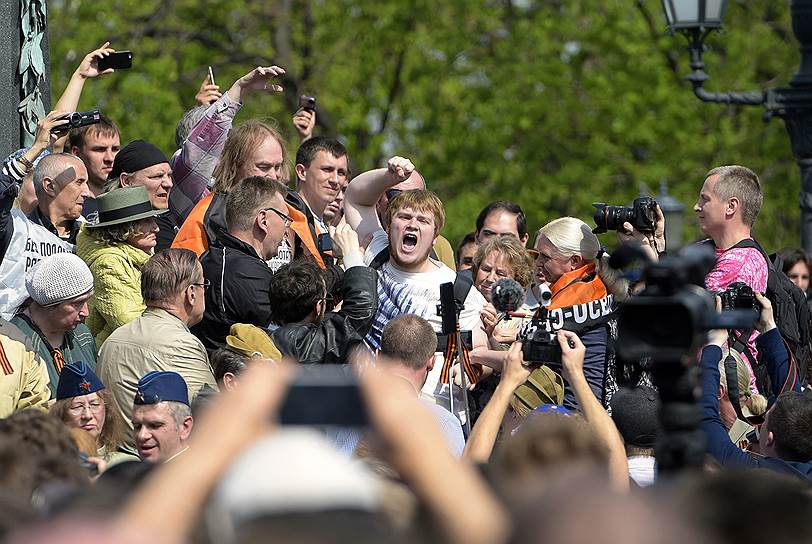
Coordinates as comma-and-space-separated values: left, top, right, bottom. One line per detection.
269, 223, 377, 364
193, 175, 290, 351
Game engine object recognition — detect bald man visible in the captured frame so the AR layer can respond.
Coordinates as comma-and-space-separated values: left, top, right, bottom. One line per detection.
0, 152, 91, 318
374, 170, 456, 270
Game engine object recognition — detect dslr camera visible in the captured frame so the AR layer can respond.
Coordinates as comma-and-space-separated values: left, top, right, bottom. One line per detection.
518, 316, 562, 365
718, 281, 760, 313
592, 196, 658, 235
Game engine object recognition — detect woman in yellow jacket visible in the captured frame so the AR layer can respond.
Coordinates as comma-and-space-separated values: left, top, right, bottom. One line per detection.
76, 187, 167, 346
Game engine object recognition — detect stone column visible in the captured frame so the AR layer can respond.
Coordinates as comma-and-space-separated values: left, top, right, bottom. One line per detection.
0, 0, 51, 156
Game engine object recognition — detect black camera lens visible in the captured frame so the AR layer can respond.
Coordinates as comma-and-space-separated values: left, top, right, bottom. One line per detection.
593, 203, 634, 234
66, 112, 83, 128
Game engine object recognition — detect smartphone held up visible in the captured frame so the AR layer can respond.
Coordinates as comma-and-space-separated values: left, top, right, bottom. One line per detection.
97, 51, 133, 71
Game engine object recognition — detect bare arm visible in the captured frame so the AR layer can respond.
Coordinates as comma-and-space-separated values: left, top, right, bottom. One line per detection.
117, 361, 292, 543
557, 330, 629, 492
361, 361, 510, 544
469, 347, 508, 371
344, 156, 414, 243
464, 342, 529, 462
53, 42, 116, 152
54, 42, 116, 113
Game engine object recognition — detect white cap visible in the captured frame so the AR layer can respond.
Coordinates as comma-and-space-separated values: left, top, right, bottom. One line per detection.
25, 253, 94, 306
213, 429, 381, 524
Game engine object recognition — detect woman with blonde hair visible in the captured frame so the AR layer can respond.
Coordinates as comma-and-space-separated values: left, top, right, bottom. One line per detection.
50, 361, 137, 467
718, 349, 768, 444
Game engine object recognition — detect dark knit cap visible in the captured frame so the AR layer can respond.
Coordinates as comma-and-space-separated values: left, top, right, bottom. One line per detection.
610, 385, 660, 448
108, 139, 168, 180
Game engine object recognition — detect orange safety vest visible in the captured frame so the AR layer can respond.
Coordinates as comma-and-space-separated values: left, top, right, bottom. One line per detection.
172, 193, 214, 257
172, 190, 331, 270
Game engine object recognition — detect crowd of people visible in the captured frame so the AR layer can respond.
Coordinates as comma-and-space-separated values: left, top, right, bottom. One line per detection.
2, 42, 812, 544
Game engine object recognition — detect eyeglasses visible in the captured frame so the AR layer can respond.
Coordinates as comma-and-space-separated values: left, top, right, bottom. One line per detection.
191, 278, 211, 291
68, 401, 104, 415
262, 207, 293, 228
529, 249, 562, 263
385, 189, 403, 200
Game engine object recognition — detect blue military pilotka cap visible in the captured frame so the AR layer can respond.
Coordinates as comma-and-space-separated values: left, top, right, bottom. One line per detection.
56, 361, 105, 400
134, 371, 189, 406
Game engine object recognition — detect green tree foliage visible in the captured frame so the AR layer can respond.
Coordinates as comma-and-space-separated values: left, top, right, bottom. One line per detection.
48, 0, 799, 250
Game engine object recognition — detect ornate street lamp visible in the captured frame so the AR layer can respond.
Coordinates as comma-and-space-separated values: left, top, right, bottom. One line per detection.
657, 179, 685, 250
662, 1, 812, 252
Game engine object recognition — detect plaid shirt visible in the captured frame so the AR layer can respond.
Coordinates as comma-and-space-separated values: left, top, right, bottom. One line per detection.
169, 92, 242, 224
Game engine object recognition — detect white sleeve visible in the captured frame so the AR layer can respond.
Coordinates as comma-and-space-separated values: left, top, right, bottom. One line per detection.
363, 229, 389, 266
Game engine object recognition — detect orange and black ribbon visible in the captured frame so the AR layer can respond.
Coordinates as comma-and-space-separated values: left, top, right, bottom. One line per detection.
440, 326, 479, 386
0, 342, 12, 375
51, 348, 66, 373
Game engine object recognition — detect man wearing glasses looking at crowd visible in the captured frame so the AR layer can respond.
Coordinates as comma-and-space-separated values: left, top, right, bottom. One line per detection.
193, 176, 292, 351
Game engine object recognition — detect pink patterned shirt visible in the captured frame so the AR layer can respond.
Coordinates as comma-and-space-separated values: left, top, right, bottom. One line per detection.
705, 241, 769, 392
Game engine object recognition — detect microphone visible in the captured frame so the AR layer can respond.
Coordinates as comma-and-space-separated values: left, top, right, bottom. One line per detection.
536, 282, 552, 307
491, 278, 527, 314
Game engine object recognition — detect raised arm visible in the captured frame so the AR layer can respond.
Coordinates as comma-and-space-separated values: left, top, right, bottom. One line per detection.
558, 330, 629, 492
170, 66, 285, 222
117, 361, 293, 544
50, 42, 117, 152
344, 156, 414, 243
54, 42, 116, 113
464, 342, 530, 462
361, 361, 510, 544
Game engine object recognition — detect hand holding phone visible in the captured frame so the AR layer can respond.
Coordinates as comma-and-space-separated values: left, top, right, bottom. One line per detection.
97, 51, 133, 71
279, 365, 367, 427
196, 67, 222, 106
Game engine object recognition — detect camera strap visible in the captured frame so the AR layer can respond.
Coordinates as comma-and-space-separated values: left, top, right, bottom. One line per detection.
725, 328, 762, 427
723, 348, 765, 426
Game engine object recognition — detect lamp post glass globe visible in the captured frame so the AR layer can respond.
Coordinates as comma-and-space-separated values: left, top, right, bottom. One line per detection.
662, 0, 728, 31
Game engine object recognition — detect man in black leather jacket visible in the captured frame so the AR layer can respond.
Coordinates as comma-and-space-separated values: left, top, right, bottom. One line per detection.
269, 223, 377, 364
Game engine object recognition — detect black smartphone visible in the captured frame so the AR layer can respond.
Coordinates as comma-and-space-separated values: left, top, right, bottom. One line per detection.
97, 51, 133, 71
317, 232, 333, 253
299, 94, 317, 112
279, 365, 368, 427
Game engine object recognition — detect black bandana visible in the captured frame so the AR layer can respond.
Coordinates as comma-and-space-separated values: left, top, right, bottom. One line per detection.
108, 139, 168, 180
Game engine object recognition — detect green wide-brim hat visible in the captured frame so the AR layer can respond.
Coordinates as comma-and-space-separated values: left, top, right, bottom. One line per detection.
87, 186, 168, 228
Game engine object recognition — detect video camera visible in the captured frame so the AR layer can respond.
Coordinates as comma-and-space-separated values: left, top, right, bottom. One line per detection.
57, 110, 101, 131
611, 242, 759, 474
613, 243, 757, 364
593, 196, 658, 235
